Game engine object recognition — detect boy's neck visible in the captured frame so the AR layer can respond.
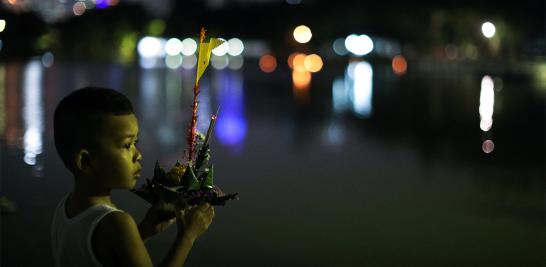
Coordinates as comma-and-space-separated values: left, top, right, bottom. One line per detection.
71, 177, 114, 207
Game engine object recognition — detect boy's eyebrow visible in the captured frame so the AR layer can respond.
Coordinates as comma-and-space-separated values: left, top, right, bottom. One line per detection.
116, 133, 138, 140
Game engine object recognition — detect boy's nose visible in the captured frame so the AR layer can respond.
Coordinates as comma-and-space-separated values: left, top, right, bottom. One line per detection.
134, 148, 142, 162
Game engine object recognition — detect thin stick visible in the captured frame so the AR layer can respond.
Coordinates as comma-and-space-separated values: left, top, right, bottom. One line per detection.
187, 27, 206, 162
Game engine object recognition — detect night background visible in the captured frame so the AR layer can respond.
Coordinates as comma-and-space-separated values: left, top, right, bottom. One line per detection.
0, 0, 545, 266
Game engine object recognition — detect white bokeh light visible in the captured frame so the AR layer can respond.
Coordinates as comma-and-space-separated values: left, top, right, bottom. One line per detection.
181, 38, 198, 56
345, 34, 374, 56
227, 38, 244, 56
165, 38, 183, 56
481, 22, 496, 38
165, 54, 183, 69
293, 25, 312, 43
479, 75, 495, 131
137, 37, 165, 58
212, 38, 229, 56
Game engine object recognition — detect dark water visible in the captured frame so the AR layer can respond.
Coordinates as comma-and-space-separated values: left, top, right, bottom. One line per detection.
1, 59, 544, 267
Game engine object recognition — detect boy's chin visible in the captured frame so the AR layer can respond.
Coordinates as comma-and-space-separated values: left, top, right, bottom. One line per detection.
112, 179, 138, 190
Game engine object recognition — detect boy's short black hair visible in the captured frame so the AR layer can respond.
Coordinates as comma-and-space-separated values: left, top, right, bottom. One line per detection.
54, 87, 134, 171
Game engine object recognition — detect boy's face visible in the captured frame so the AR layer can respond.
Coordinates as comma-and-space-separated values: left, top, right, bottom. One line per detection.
89, 114, 142, 190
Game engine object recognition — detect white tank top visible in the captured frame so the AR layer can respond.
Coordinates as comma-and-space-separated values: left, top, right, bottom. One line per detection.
51, 195, 122, 267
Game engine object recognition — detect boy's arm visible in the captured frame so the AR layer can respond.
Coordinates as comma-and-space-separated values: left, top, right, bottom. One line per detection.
97, 204, 214, 267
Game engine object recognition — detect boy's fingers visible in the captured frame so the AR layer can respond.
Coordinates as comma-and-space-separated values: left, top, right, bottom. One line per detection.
175, 208, 184, 220
198, 203, 211, 211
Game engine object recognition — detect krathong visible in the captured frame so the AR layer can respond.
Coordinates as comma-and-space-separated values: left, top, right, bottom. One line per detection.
132, 28, 238, 211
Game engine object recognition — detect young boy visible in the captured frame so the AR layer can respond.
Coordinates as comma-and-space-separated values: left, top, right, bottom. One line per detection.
51, 87, 214, 267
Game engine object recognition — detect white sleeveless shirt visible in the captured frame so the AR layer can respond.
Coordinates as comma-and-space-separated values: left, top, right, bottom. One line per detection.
51, 195, 122, 267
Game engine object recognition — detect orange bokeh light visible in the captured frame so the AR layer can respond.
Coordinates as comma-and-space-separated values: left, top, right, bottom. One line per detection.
259, 54, 277, 73
287, 52, 300, 69
304, 54, 323, 73
292, 54, 307, 72
392, 55, 407, 75
292, 70, 311, 90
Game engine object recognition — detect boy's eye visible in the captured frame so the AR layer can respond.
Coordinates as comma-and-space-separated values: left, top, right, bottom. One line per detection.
124, 139, 139, 149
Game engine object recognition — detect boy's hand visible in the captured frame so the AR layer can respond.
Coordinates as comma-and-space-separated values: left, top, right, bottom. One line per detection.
176, 202, 215, 241
138, 205, 176, 242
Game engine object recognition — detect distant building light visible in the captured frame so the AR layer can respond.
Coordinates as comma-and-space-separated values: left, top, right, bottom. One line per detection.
0, 20, 6, 32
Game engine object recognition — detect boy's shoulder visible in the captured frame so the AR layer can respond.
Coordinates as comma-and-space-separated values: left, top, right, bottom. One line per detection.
93, 211, 143, 265
96, 211, 138, 241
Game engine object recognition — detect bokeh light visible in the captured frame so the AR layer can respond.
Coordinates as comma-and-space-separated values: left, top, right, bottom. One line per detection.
481, 22, 496, 38
0, 20, 6, 32
211, 55, 229, 70
95, 0, 109, 9
292, 53, 307, 72
479, 75, 495, 131
212, 38, 229, 56
137, 37, 165, 58
392, 55, 407, 75
165, 54, 183, 69
303, 54, 323, 73
287, 52, 301, 69
332, 38, 349, 56
293, 25, 312, 43
227, 38, 244, 56
259, 54, 277, 73
182, 55, 197, 69
345, 34, 374, 56
41, 52, 54, 67
165, 38, 183, 56
73, 2, 86, 16
181, 38, 197, 56
352, 61, 373, 118
292, 70, 311, 89
228, 55, 244, 70
482, 139, 495, 154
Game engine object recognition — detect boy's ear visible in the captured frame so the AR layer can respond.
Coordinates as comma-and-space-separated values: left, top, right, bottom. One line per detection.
75, 149, 93, 175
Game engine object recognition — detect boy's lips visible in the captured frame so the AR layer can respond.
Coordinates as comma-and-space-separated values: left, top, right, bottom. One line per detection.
134, 168, 141, 178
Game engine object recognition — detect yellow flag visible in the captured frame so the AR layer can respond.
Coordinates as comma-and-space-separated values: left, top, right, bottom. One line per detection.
195, 38, 225, 86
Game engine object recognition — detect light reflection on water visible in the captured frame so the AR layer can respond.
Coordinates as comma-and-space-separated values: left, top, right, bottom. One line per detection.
0, 60, 544, 267
22, 61, 44, 167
